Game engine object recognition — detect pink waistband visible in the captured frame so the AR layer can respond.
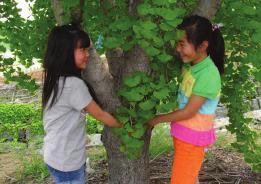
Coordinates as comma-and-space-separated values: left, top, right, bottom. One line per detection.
170, 122, 216, 146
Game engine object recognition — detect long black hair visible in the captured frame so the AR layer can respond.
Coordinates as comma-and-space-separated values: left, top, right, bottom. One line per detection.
177, 15, 225, 74
42, 24, 97, 109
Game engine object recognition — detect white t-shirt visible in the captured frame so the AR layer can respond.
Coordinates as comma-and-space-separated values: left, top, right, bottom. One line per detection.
43, 77, 92, 171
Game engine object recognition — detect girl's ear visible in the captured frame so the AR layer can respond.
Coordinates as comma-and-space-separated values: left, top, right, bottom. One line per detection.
197, 41, 209, 53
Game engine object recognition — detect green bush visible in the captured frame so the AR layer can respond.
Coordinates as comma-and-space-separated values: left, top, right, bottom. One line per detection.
0, 104, 43, 142
86, 115, 103, 134
0, 104, 103, 142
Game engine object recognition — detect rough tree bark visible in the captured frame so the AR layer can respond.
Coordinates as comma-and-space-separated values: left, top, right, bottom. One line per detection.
50, 0, 63, 25
50, 0, 221, 183
101, 45, 151, 184
192, 0, 222, 19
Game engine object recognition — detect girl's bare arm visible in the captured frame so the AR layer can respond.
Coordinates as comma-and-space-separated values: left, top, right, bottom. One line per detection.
148, 95, 205, 126
84, 100, 122, 128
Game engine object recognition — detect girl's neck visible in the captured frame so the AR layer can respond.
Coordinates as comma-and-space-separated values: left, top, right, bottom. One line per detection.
191, 53, 208, 66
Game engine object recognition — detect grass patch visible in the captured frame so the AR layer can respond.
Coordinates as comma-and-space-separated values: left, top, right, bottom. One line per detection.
205, 131, 237, 160
0, 141, 27, 154
15, 137, 49, 183
215, 131, 237, 149
15, 151, 49, 184
0, 138, 49, 184
149, 123, 173, 158
87, 146, 107, 162
12, 137, 49, 183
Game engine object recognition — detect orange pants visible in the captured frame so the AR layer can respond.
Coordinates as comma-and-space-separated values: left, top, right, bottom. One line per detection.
170, 138, 205, 184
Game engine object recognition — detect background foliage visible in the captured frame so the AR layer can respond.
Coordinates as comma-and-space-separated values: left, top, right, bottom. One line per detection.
0, 0, 260, 171
0, 104, 102, 142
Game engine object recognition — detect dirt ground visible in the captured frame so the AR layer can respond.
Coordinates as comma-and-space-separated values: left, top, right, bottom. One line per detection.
87, 147, 261, 184
0, 153, 20, 184
1, 147, 261, 184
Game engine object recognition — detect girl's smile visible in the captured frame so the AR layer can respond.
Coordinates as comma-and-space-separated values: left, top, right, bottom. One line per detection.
176, 34, 208, 65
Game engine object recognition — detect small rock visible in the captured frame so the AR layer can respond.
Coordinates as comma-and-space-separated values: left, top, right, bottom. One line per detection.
86, 157, 95, 174
216, 106, 228, 118
251, 99, 259, 110
86, 134, 103, 147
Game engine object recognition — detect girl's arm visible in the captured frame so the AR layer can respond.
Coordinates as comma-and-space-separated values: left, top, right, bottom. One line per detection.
84, 100, 122, 128
148, 95, 205, 127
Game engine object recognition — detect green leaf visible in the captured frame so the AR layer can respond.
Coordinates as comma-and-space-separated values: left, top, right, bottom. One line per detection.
138, 40, 150, 48
132, 127, 146, 139
166, 19, 182, 27
164, 32, 176, 41
153, 88, 170, 100
133, 25, 142, 38
127, 138, 144, 148
152, 0, 169, 6
170, 40, 176, 47
123, 75, 141, 87
0, 45, 6, 52
175, 30, 185, 40
157, 53, 173, 63
254, 70, 261, 82
242, 6, 256, 16
125, 123, 135, 133
137, 4, 152, 16
119, 145, 126, 152
153, 37, 164, 47
168, 80, 178, 91
155, 8, 176, 20
230, 2, 243, 9
117, 115, 129, 124
110, 17, 133, 31
122, 134, 132, 144
142, 21, 157, 30
112, 128, 123, 136
252, 33, 261, 43
151, 63, 160, 71
116, 106, 129, 114
119, 89, 144, 102
150, 81, 165, 90
134, 123, 143, 129
144, 46, 160, 56
136, 86, 150, 95
156, 101, 177, 113
155, 8, 185, 20
246, 21, 261, 31
136, 109, 155, 121
104, 37, 123, 49
159, 22, 173, 31
127, 108, 137, 118
139, 100, 156, 111
141, 29, 157, 39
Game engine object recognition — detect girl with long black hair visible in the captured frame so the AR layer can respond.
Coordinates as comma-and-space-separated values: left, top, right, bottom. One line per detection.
42, 24, 121, 184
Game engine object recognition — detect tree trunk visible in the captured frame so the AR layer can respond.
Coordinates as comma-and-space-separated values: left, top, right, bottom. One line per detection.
50, 0, 64, 25
192, 0, 221, 19
82, 45, 121, 112
101, 45, 151, 184
85, 44, 152, 184
102, 127, 152, 183
83, 0, 153, 181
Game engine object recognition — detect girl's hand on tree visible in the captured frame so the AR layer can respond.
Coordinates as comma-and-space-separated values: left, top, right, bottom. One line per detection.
115, 122, 123, 128
84, 100, 123, 128
148, 116, 160, 127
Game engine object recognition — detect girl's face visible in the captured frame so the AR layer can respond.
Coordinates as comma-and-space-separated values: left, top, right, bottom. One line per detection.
176, 34, 200, 64
74, 45, 89, 70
